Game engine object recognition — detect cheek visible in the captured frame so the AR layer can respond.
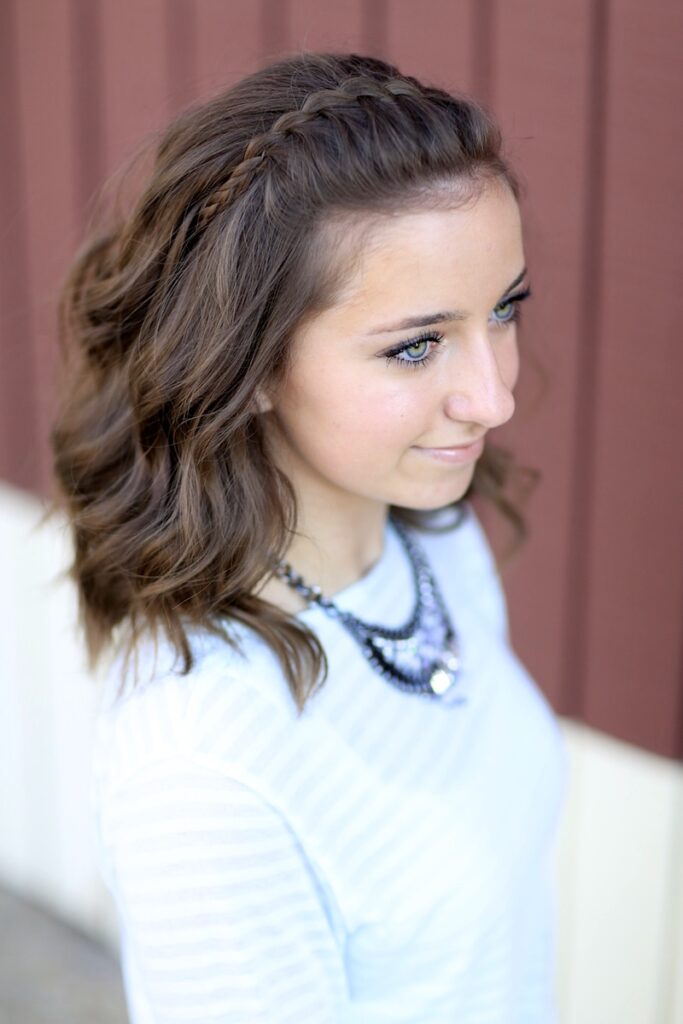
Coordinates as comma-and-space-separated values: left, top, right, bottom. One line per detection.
504, 339, 521, 391
282, 364, 427, 460
326, 377, 428, 448
299, 358, 420, 426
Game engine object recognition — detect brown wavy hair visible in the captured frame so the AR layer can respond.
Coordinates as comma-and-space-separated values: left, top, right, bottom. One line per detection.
49, 51, 541, 712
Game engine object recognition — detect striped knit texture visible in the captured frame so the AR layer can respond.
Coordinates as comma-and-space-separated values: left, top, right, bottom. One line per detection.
92, 502, 569, 1023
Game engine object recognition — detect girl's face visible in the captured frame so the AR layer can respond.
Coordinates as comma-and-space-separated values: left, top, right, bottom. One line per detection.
263, 180, 527, 518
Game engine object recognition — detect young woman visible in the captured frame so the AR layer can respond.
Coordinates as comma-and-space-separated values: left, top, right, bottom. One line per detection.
52, 51, 568, 1024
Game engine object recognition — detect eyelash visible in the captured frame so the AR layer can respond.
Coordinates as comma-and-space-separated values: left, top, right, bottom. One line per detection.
384, 287, 532, 371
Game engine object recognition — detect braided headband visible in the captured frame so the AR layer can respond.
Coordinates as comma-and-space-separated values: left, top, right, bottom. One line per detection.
197, 76, 423, 227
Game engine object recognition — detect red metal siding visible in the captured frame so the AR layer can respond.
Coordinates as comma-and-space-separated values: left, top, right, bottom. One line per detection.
487, 0, 598, 730
581, 0, 683, 752
2, 0, 681, 760
483, 0, 602, 729
0, 0, 39, 492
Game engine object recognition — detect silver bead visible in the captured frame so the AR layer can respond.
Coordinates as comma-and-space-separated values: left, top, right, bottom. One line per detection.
429, 667, 455, 695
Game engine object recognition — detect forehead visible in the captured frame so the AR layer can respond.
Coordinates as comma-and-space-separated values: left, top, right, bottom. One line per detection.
319, 183, 524, 322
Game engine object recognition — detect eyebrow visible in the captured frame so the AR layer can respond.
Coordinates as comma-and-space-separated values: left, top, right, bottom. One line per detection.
366, 267, 528, 335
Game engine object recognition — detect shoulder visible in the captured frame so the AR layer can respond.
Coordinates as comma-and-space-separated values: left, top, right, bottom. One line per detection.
93, 621, 305, 799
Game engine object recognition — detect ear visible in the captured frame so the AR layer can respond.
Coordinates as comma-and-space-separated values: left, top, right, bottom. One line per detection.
253, 386, 273, 414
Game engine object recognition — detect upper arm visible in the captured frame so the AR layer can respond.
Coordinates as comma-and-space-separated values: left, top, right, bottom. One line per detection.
101, 755, 349, 1023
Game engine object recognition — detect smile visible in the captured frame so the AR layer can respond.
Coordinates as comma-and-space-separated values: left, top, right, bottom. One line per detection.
412, 437, 486, 464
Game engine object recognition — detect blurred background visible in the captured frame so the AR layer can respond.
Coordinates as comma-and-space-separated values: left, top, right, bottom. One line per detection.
1, 1, 682, 1022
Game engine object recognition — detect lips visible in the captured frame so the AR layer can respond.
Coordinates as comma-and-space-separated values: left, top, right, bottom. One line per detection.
412, 435, 486, 464
427, 435, 487, 450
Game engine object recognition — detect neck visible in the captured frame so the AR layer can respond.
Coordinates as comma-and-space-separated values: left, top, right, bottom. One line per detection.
256, 422, 391, 608
284, 497, 390, 597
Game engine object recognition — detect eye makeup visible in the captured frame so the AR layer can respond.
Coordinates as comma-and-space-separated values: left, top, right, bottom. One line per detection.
382, 286, 532, 370
367, 267, 529, 336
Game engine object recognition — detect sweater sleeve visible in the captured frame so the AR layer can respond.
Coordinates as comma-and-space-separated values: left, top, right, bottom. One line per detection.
99, 753, 350, 1024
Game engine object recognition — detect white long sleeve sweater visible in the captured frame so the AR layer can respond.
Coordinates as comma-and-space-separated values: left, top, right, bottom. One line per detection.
91, 501, 569, 1023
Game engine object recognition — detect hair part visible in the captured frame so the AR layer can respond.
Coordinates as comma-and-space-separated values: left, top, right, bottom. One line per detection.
49, 51, 540, 713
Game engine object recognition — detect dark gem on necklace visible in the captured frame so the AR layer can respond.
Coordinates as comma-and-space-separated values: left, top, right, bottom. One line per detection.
272, 515, 466, 705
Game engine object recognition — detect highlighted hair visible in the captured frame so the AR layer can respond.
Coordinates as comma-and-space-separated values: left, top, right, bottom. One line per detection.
50, 51, 539, 712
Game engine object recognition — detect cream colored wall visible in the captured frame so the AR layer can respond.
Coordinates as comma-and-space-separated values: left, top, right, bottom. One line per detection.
1, 479, 681, 1022
554, 723, 683, 1022
0, 481, 115, 943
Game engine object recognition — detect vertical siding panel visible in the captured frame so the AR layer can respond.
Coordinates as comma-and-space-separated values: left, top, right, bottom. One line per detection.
71, 0, 105, 218
165, 0, 197, 114
469, 0, 494, 107
99, 0, 169, 180
582, 0, 683, 757
163, 0, 196, 114
558, 0, 610, 735
262, 0, 290, 63
12, 0, 82, 496
487, 1, 595, 718
383, 0, 475, 90
288, 0, 366, 53
362, 0, 386, 55
0, 0, 38, 492
193, 0, 262, 101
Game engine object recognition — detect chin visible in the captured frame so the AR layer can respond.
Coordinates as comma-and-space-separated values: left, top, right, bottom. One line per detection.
394, 482, 473, 513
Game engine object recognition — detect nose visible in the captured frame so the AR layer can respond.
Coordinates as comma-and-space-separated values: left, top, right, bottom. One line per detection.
442, 329, 517, 429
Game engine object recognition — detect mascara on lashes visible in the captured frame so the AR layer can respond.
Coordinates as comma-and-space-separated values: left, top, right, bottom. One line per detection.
382, 287, 533, 370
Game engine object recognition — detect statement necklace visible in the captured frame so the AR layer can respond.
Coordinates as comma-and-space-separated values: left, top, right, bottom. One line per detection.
273, 516, 466, 705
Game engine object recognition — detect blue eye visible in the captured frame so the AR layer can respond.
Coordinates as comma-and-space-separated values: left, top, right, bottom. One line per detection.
493, 300, 517, 324
383, 287, 532, 371
492, 287, 532, 326
384, 332, 443, 370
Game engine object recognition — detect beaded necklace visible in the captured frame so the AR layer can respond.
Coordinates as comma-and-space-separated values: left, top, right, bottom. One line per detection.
273, 516, 466, 705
